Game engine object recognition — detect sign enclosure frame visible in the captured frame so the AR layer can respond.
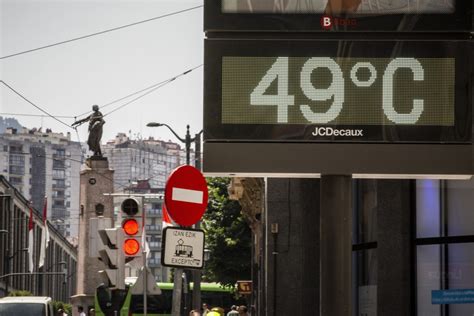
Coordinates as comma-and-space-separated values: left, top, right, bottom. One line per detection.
204, 0, 473, 33
203, 39, 473, 178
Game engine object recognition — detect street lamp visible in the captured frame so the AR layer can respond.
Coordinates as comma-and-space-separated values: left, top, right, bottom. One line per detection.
147, 122, 204, 312
146, 122, 193, 165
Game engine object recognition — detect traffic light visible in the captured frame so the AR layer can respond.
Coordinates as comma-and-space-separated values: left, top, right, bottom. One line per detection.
121, 198, 142, 260
98, 227, 125, 289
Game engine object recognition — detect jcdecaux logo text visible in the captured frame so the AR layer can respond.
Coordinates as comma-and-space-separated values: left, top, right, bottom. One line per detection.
312, 127, 363, 137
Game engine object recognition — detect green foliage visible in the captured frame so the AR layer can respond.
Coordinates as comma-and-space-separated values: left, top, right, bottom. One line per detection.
53, 300, 72, 314
202, 177, 251, 288
8, 290, 33, 296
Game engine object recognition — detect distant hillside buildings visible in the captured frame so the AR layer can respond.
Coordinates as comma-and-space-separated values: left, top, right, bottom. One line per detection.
103, 132, 193, 191
0, 127, 82, 238
1, 126, 192, 247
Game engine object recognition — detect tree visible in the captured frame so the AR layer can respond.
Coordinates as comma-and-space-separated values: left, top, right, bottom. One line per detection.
202, 177, 252, 287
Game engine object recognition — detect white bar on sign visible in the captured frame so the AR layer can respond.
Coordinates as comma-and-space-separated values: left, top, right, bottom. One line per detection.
172, 187, 203, 204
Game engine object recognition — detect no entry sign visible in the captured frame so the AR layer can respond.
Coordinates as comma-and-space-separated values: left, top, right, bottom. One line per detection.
165, 165, 209, 226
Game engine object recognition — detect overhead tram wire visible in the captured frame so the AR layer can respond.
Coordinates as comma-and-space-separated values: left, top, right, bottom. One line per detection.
74, 79, 175, 118
0, 80, 74, 130
77, 64, 203, 119
74, 75, 187, 118
0, 5, 203, 60
0, 112, 75, 119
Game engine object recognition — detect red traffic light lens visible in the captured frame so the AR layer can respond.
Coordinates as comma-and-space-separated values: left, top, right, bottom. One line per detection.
123, 239, 140, 256
123, 219, 139, 235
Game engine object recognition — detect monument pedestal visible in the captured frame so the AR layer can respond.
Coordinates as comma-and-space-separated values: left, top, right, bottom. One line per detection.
71, 158, 114, 316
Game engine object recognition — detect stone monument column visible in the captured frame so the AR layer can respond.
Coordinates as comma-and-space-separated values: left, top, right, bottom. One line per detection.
71, 158, 114, 315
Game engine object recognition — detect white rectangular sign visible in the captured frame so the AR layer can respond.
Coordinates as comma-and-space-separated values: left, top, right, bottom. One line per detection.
161, 227, 205, 269
172, 187, 204, 204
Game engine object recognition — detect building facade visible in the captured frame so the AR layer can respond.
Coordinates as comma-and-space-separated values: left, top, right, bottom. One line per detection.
0, 127, 82, 238
103, 133, 193, 191
0, 175, 78, 302
229, 176, 474, 316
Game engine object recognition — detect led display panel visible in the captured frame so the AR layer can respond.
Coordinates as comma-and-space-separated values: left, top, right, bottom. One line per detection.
222, 57, 454, 126
204, 39, 472, 143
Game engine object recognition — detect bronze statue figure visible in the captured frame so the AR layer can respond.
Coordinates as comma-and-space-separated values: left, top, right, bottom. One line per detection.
72, 105, 105, 157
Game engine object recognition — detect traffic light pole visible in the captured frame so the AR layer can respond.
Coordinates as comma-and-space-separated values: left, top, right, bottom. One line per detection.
143, 196, 148, 316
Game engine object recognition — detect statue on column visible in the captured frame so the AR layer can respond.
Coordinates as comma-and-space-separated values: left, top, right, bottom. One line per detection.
72, 105, 105, 157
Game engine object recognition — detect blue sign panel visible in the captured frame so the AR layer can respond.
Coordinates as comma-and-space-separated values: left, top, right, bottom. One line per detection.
432, 289, 474, 304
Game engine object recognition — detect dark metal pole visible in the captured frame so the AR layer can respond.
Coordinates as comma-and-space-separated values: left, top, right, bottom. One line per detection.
271, 223, 279, 316
320, 175, 352, 316
192, 132, 202, 312
185, 125, 191, 166
173, 126, 191, 315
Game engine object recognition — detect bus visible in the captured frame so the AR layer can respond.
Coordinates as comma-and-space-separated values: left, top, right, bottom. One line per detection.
95, 282, 246, 316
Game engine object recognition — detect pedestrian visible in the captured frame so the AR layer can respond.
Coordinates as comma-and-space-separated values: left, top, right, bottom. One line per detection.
89, 308, 95, 316
202, 302, 210, 316
237, 305, 249, 316
211, 307, 225, 315
78, 306, 86, 316
57, 308, 67, 316
227, 305, 239, 316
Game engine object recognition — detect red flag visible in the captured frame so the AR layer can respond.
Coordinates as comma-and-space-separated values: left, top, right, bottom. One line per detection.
28, 203, 34, 273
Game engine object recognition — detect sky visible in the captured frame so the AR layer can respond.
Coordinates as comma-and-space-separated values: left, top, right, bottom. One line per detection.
0, 0, 204, 145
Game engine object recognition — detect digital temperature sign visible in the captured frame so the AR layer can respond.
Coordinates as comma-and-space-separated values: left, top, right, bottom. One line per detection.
205, 39, 471, 143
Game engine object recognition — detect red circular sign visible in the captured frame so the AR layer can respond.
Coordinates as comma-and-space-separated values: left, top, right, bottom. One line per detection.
165, 165, 209, 227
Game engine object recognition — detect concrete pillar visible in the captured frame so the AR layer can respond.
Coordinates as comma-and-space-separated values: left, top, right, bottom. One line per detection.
71, 158, 114, 315
320, 175, 352, 316
266, 178, 320, 316
376, 180, 412, 316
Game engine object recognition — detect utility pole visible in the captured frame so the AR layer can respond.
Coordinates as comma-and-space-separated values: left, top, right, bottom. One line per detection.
146, 122, 203, 316
192, 132, 202, 312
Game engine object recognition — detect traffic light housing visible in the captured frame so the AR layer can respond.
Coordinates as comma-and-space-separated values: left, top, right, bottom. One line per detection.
98, 227, 125, 289
121, 198, 142, 260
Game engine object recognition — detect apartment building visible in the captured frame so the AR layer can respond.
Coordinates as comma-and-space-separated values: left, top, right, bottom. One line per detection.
0, 127, 82, 238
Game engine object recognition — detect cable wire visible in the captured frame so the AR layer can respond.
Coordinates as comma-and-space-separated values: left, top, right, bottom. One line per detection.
0, 80, 74, 130
102, 64, 202, 118
0, 5, 203, 60
0, 112, 75, 119
74, 64, 202, 119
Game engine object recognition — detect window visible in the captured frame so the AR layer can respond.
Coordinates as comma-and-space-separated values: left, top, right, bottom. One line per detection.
9, 165, 24, 175
416, 179, 474, 315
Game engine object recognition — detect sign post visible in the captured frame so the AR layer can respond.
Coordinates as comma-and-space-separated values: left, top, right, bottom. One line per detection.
164, 165, 208, 316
